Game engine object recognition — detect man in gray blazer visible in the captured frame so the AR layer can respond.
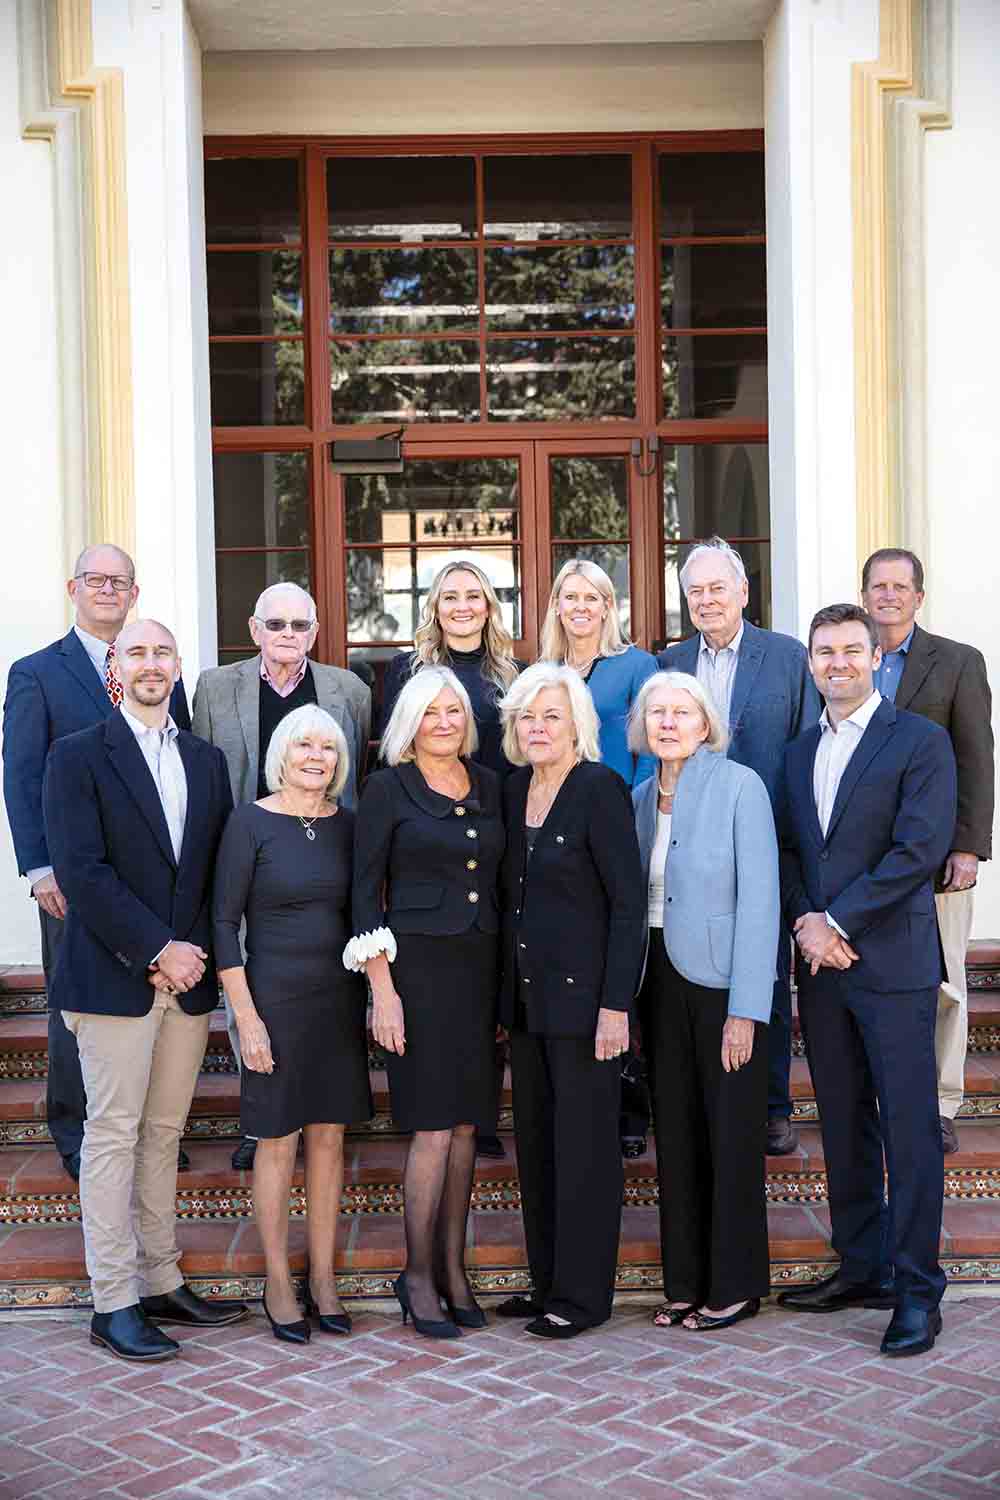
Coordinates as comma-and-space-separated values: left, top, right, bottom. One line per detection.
658, 538, 821, 1154
192, 581, 371, 1169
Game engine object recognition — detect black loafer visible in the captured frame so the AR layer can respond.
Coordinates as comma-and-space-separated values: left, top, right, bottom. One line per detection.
526, 1315, 586, 1340
777, 1269, 895, 1312
940, 1116, 959, 1154
231, 1137, 257, 1171
140, 1285, 248, 1327
621, 1136, 646, 1160
881, 1305, 942, 1358
495, 1295, 544, 1318
766, 1118, 799, 1155
90, 1305, 180, 1362
475, 1133, 506, 1160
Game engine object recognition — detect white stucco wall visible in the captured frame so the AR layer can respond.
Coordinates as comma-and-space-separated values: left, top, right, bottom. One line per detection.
924, 0, 1000, 939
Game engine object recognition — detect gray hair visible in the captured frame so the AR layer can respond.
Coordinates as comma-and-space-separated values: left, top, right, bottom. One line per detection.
264, 704, 350, 802
679, 536, 747, 592
253, 581, 317, 622
499, 662, 601, 767
627, 670, 728, 757
380, 665, 478, 766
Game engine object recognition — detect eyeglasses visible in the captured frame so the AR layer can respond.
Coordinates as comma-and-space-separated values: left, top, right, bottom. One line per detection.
255, 616, 315, 634
75, 572, 134, 592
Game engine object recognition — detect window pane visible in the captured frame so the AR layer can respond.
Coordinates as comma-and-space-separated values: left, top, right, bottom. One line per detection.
327, 156, 476, 241
551, 543, 631, 635
344, 458, 520, 544
663, 544, 682, 644
486, 244, 634, 331
663, 443, 770, 542
213, 451, 310, 548
487, 337, 635, 421
662, 244, 766, 330
331, 340, 480, 423
484, 155, 631, 240
207, 251, 303, 336
205, 157, 300, 244
662, 335, 767, 421
347, 546, 521, 643
658, 152, 765, 237
216, 550, 311, 649
550, 456, 629, 541
329, 248, 478, 334
210, 341, 305, 426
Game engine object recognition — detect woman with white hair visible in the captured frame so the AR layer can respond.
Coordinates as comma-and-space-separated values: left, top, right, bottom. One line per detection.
346, 666, 504, 1339
214, 705, 372, 1345
495, 663, 645, 1339
630, 671, 779, 1333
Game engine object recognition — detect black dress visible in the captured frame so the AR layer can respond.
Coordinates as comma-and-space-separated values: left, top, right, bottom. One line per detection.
351, 761, 504, 1132
213, 804, 372, 1138
379, 647, 522, 776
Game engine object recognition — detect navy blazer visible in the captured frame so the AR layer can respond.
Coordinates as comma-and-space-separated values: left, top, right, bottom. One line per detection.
3, 629, 191, 875
781, 699, 957, 994
42, 712, 232, 1018
657, 620, 820, 810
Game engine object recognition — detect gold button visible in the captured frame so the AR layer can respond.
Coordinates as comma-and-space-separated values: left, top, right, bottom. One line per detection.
466, 829, 478, 839
468, 891, 479, 903
455, 806, 466, 817
467, 858, 478, 870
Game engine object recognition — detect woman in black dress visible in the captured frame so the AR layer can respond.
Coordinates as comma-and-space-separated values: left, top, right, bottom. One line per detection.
214, 705, 371, 1345
346, 666, 504, 1339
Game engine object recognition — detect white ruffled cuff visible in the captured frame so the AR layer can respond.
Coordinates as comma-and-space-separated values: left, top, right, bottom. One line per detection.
343, 927, 397, 972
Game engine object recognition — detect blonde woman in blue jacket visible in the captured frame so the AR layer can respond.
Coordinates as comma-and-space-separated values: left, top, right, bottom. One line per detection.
630, 670, 779, 1333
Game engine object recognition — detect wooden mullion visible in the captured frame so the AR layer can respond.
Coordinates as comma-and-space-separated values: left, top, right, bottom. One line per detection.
304, 145, 330, 436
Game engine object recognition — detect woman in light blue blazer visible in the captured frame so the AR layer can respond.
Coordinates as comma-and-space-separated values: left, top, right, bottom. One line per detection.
630, 670, 779, 1334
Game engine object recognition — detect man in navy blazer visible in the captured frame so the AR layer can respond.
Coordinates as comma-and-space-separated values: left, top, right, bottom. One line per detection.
658, 537, 820, 1152
43, 618, 245, 1361
2, 545, 190, 1179
778, 604, 957, 1358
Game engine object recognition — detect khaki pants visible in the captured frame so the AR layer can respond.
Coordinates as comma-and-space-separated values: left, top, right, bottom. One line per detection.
935, 887, 975, 1120
62, 995, 209, 1313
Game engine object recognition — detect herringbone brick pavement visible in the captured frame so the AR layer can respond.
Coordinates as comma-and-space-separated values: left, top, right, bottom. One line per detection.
1, 1297, 999, 1499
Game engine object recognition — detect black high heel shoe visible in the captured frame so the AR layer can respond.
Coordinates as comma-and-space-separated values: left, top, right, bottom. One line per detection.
445, 1299, 487, 1329
392, 1273, 461, 1340
304, 1290, 352, 1336
262, 1285, 311, 1345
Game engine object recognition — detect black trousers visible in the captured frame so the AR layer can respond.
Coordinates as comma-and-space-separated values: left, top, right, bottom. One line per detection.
641, 936, 770, 1309
766, 934, 794, 1122
40, 907, 86, 1163
798, 971, 945, 1310
511, 1030, 623, 1327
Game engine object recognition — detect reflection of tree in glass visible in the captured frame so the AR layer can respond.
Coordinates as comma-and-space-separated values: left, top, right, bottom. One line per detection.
273, 452, 310, 547
662, 450, 681, 541
273, 340, 305, 424
330, 248, 478, 333
488, 338, 634, 421
486, 245, 634, 331
550, 457, 628, 541
331, 339, 479, 423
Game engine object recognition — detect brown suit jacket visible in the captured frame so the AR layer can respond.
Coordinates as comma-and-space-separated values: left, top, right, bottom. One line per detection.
896, 623, 994, 860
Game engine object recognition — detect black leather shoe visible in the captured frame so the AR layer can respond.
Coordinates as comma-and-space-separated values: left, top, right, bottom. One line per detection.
940, 1116, 959, 1154
62, 1151, 81, 1183
140, 1285, 248, 1327
231, 1137, 257, 1171
495, 1295, 544, 1318
526, 1315, 586, 1340
177, 1146, 190, 1171
475, 1133, 506, 1160
90, 1305, 180, 1362
766, 1118, 799, 1155
777, 1269, 895, 1312
881, 1304, 942, 1358
621, 1136, 647, 1160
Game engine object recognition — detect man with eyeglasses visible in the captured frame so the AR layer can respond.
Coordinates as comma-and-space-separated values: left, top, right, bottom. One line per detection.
2, 545, 191, 1182
192, 581, 370, 1170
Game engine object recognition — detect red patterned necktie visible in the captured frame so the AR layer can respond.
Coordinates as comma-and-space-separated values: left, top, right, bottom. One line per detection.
104, 644, 123, 708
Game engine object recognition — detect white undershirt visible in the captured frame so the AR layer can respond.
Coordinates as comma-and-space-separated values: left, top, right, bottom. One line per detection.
647, 810, 672, 928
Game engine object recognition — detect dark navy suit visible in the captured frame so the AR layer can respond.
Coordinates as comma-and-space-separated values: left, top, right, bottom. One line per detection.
658, 620, 821, 1120
2, 631, 190, 1159
781, 698, 957, 1310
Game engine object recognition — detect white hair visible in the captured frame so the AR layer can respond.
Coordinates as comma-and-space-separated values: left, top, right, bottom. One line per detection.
679, 536, 747, 592
264, 704, 350, 802
499, 662, 601, 767
253, 581, 317, 621
627, 670, 728, 757
379, 665, 478, 766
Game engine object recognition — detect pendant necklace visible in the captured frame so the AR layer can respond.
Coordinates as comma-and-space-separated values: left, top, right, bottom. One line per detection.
297, 815, 319, 841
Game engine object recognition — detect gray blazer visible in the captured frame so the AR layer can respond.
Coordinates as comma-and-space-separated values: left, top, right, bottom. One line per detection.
191, 655, 371, 811
632, 746, 780, 1023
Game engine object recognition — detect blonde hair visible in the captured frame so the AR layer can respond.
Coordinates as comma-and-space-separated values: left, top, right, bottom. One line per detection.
499, 662, 601, 767
539, 558, 631, 663
627, 671, 728, 757
264, 704, 350, 801
410, 559, 519, 691
380, 665, 478, 766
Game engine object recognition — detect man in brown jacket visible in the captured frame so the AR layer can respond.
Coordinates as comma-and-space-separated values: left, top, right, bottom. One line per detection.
862, 549, 994, 1151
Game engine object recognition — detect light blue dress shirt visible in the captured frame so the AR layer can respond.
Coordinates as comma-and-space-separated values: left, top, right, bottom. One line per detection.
873, 625, 914, 703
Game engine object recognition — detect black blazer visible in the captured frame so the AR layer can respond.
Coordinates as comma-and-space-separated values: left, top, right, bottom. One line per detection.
781, 699, 956, 995
351, 760, 504, 940
500, 761, 645, 1037
895, 624, 994, 860
42, 712, 233, 1017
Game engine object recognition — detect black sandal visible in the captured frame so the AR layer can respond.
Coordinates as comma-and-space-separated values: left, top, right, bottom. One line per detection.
682, 1298, 760, 1332
652, 1303, 696, 1327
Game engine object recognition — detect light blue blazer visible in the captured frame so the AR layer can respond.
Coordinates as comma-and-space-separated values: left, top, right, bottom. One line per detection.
632, 746, 780, 1023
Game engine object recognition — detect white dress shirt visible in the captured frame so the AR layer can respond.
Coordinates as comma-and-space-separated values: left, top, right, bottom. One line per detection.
812, 689, 882, 940
121, 707, 188, 863
696, 621, 744, 726
647, 810, 673, 928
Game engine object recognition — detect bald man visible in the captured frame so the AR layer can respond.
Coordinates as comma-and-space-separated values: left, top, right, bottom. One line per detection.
43, 620, 246, 1360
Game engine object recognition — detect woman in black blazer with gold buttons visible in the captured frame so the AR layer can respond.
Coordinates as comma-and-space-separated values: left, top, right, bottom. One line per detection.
346, 666, 504, 1338
497, 663, 645, 1338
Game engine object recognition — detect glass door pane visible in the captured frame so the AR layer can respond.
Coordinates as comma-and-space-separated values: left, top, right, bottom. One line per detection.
540, 446, 638, 639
